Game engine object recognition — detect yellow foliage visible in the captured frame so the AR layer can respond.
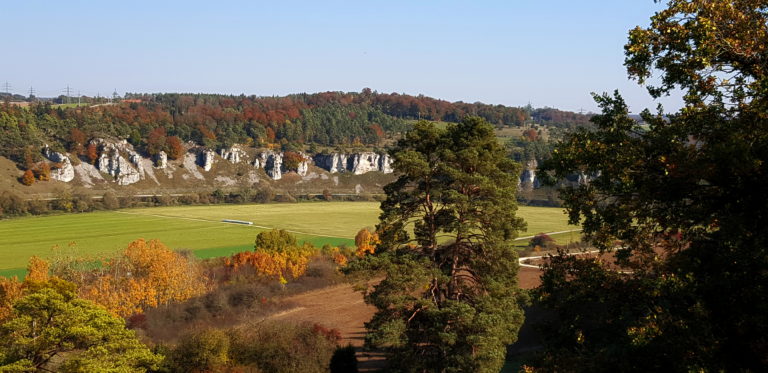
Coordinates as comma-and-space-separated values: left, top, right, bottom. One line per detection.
81, 239, 208, 317
228, 242, 316, 283
24, 256, 50, 284
0, 277, 23, 322
354, 228, 380, 257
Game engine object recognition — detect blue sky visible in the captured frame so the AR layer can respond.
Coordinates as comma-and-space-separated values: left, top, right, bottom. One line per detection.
2, 0, 681, 113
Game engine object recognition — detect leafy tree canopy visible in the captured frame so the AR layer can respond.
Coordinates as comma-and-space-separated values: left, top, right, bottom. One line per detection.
0, 284, 161, 372
536, 1, 768, 371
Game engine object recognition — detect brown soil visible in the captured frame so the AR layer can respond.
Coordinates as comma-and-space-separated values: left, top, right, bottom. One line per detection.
264, 266, 546, 371
267, 283, 383, 371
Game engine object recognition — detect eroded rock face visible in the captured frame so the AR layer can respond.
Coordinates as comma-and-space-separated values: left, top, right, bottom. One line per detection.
42, 147, 75, 182
155, 151, 168, 169
297, 153, 311, 177
198, 149, 216, 172
349, 152, 380, 175
379, 154, 393, 174
313, 152, 392, 174
91, 139, 143, 185
253, 151, 283, 180
219, 145, 246, 164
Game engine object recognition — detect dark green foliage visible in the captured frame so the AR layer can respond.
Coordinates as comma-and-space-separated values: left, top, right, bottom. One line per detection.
534, 2, 768, 371
528, 233, 554, 249
346, 117, 528, 373
506, 136, 554, 164
330, 344, 359, 373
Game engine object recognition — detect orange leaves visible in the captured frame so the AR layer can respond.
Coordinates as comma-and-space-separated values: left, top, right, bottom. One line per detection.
21, 170, 35, 186
86, 143, 99, 164
166, 136, 185, 160
80, 239, 208, 317
25, 256, 49, 284
354, 228, 380, 257
227, 249, 311, 284
227, 230, 316, 284
0, 277, 23, 321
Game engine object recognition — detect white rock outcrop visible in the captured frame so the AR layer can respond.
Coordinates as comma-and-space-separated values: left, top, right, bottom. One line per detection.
199, 149, 216, 171
219, 145, 246, 164
314, 153, 348, 173
313, 152, 392, 175
41, 146, 75, 182
253, 151, 283, 180
91, 139, 143, 186
350, 152, 380, 175
379, 154, 393, 174
297, 154, 310, 177
155, 151, 168, 169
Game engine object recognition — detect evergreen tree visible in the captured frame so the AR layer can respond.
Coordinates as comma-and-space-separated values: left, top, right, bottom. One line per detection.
346, 118, 527, 373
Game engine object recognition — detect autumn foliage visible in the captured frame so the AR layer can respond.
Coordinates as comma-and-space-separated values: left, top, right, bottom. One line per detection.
166, 135, 185, 159
226, 229, 316, 284
21, 170, 35, 186
354, 228, 379, 257
78, 239, 208, 317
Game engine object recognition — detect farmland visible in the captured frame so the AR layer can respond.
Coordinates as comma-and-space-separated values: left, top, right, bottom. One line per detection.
0, 202, 577, 277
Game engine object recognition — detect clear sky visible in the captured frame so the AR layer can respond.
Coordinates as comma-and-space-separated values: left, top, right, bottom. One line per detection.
2, 0, 682, 113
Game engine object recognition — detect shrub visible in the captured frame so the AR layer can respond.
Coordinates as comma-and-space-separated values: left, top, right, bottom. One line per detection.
330, 344, 359, 373
529, 233, 555, 250
229, 322, 339, 373
167, 329, 230, 373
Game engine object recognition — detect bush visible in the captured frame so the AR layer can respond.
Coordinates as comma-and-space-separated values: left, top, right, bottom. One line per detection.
529, 233, 555, 250
103, 191, 120, 209
254, 186, 275, 204
167, 329, 230, 373
229, 322, 340, 373
330, 344, 359, 373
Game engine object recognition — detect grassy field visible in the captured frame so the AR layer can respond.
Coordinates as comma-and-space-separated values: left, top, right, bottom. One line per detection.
0, 202, 577, 277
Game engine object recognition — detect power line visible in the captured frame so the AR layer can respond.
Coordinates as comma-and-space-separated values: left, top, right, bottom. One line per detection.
63, 85, 73, 104
3, 81, 10, 94
28, 87, 35, 98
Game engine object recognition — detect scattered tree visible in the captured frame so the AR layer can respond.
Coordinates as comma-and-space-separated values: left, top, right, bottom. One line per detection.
21, 170, 35, 186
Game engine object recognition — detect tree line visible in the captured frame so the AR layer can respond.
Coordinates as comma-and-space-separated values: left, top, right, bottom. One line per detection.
1, 90, 593, 170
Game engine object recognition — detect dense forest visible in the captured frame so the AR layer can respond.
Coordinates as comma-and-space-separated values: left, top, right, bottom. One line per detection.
0, 90, 590, 167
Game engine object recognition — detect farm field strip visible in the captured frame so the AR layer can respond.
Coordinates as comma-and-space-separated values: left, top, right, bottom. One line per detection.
114, 211, 352, 239
0, 202, 576, 275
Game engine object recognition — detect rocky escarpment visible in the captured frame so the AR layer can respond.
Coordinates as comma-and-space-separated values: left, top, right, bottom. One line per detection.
92, 139, 144, 185
253, 151, 283, 180
42, 146, 75, 182
219, 145, 246, 164
313, 152, 393, 175
34, 141, 398, 186
198, 149, 216, 172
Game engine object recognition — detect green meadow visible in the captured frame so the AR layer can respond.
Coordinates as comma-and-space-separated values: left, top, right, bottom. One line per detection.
0, 202, 577, 277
